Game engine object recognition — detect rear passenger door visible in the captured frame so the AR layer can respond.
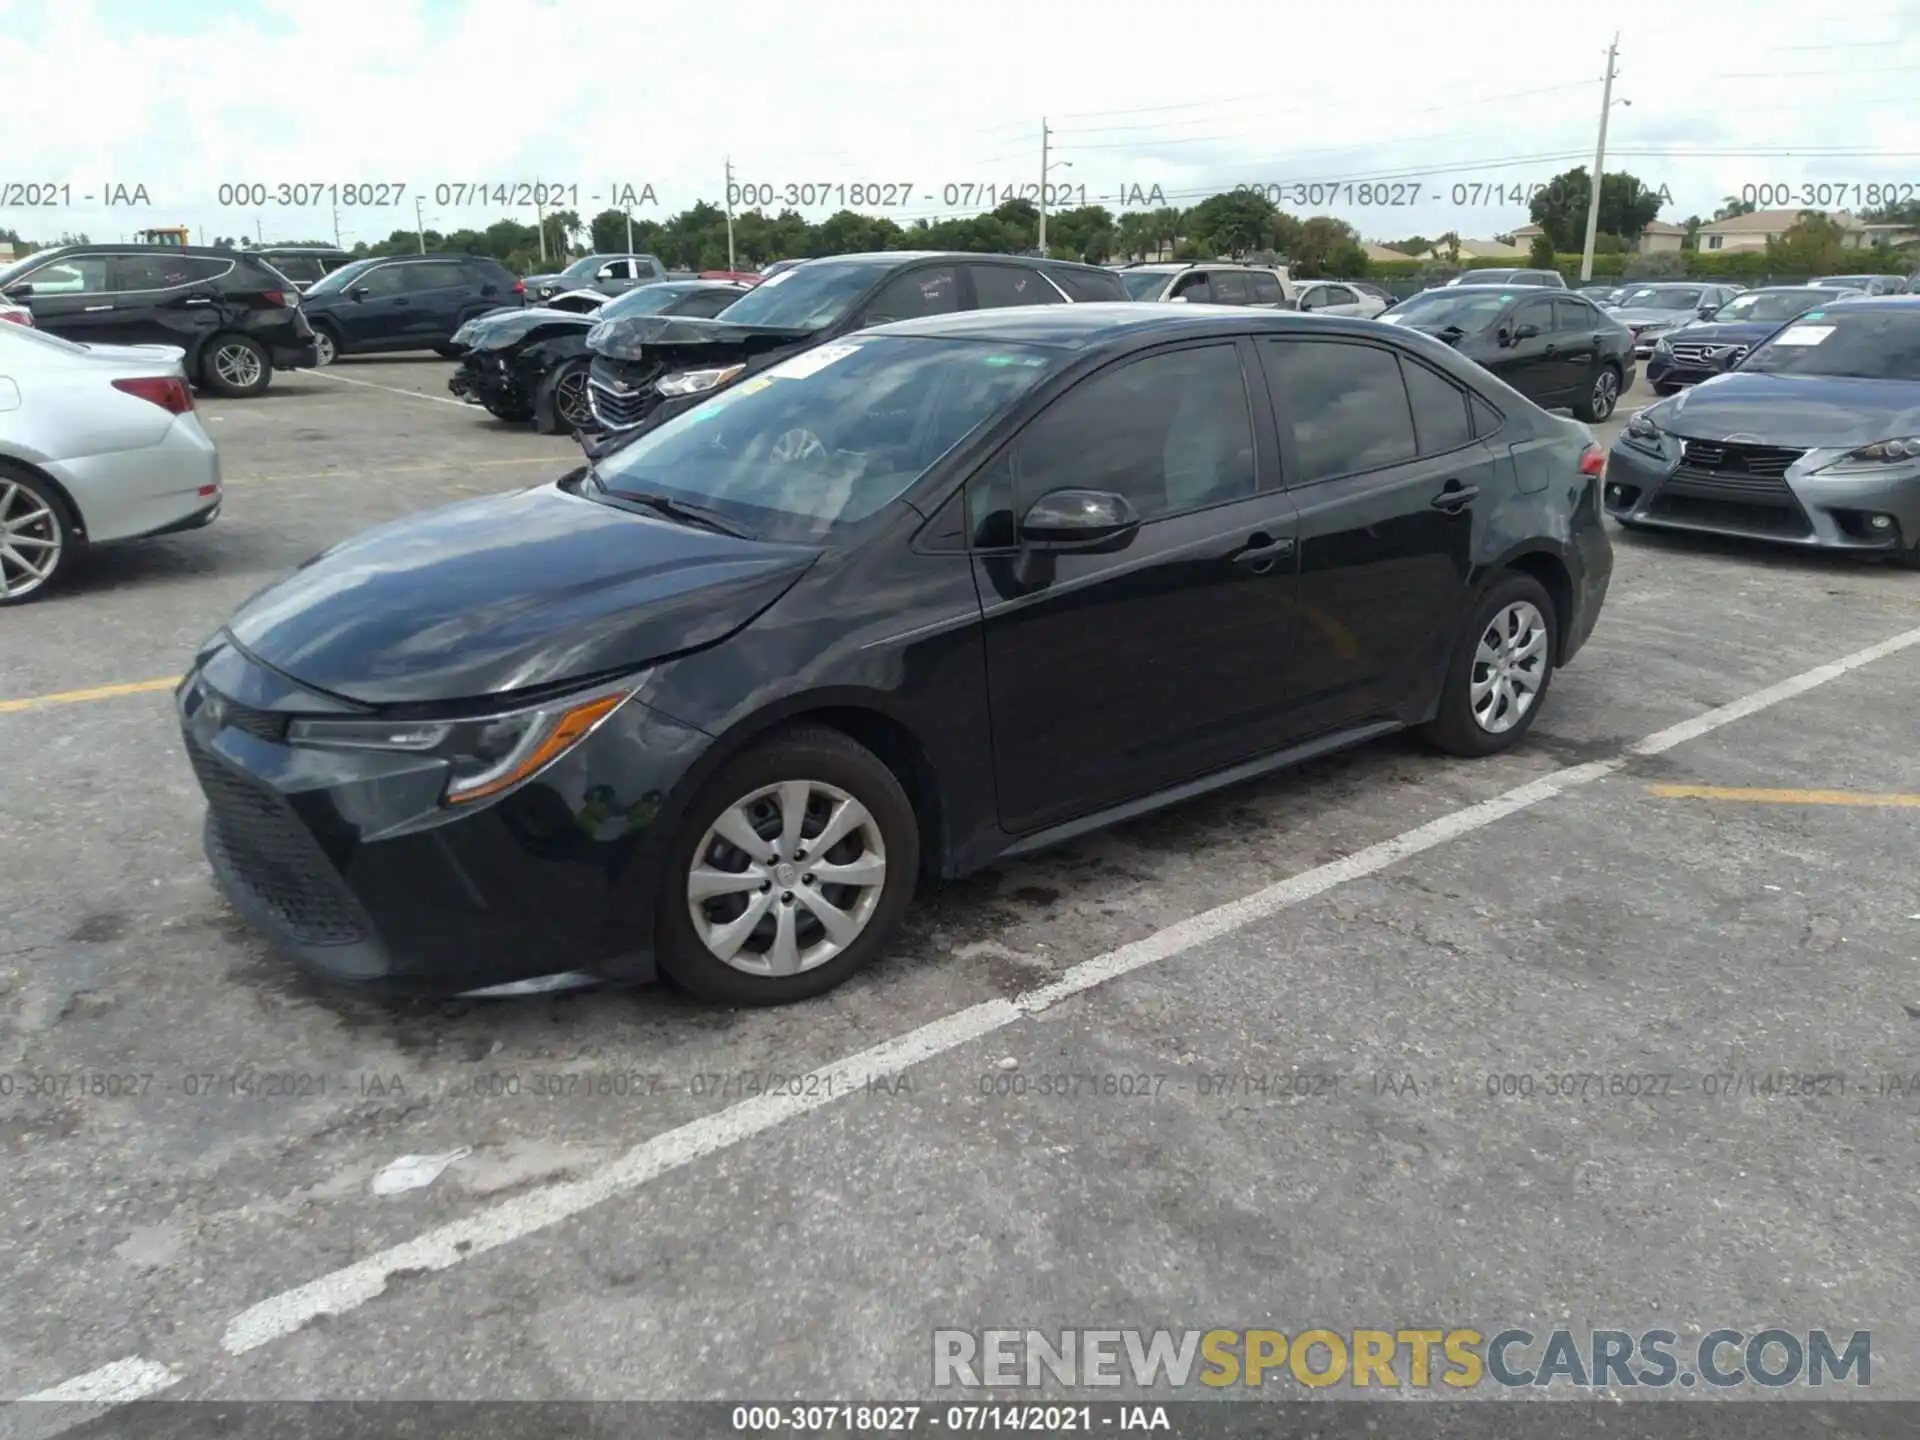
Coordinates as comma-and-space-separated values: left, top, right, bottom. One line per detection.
113, 253, 233, 352
1550, 295, 1604, 396
1257, 338, 1491, 736
406, 260, 478, 341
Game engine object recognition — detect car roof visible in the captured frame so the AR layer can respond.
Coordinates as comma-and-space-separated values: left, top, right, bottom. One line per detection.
19, 242, 260, 260
1820, 294, 1920, 309
867, 302, 1405, 348
256, 245, 351, 255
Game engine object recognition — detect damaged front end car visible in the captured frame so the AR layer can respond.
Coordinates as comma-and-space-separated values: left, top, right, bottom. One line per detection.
447, 307, 600, 434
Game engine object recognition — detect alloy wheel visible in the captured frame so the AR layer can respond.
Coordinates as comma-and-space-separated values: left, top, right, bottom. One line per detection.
1470, 600, 1549, 734
0, 479, 62, 600
214, 342, 264, 389
1591, 369, 1619, 418
686, 779, 888, 977
555, 368, 593, 429
313, 331, 336, 366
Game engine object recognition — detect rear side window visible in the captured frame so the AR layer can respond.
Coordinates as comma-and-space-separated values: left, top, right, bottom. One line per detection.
1248, 272, 1283, 304
1209, 272, 1251, 305
1552, 297, 1596, 331
863, 266, 960, 323
1044, 267, 1126, 302
1471, 394, 1504, 435
1260, 339, 1416, 483
969, 265, 1065, 308
1171, 273, 1211, 303
113, 254, 225, 290
410, 261, 469, 289
1401, 358, 1473, 454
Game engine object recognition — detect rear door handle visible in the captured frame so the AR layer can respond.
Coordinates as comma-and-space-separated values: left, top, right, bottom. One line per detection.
1432, 485, 1479, 512
84, 304, 113, 312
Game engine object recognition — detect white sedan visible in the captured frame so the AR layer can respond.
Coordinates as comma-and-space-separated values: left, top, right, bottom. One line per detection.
0, 323, 222, 605
1295, 281, 1390, 318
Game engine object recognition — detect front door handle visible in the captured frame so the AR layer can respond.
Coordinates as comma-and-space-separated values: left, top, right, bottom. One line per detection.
1232, 532, 1296, 574
84, 304, 113, 312
1543, 344, 1559, 357
1431, 484, 1479, 512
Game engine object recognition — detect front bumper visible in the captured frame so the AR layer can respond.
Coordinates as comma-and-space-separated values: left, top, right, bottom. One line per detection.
1603, 436, 1920, 554
271, 338, 320, 370
586, 355, 671, 432
178, 642, 715, 995
449, 351, 528, 411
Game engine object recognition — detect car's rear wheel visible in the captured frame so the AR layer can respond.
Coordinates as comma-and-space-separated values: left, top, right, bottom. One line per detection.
311, 326, 338, 367
656, 726, 919, 1006
1572, 364, 1620, 422
1419, 573, 1557, 757
0, 463, 77, 606
201, 335, 271, 397
535, 359, 594, 435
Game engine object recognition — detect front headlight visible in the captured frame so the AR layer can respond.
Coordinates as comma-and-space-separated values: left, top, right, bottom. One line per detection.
655, 364, 746, 397
1654, 337, 1673, 353
285, 680, 636, 805
1832, 436, 1920, 465
1626, 411, 1661, 442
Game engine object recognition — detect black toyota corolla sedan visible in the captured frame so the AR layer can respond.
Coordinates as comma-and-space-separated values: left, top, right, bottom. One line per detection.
178, 305, 1612, 1005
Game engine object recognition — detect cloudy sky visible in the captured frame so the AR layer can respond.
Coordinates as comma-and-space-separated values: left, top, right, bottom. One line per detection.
3, 0, 1918, 250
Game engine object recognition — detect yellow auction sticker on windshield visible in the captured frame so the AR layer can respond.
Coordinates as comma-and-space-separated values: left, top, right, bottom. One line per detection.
767, 343, 861, 380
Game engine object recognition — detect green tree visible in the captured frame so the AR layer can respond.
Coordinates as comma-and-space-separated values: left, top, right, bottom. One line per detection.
1527, 167, 1663, 250
1766, 210, 1850, 274
1714, 196, 1757, 221
1527, 233, 1556, 267
588, 208, 631, 253
1384, 235, 1431, 257
1289, 216, 1364, 277
1682, 215, 1704, 250
1184, 190, 1276, 258
1044, 204, 1115, 263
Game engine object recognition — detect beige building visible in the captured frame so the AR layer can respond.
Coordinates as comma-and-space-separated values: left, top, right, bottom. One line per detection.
1372, 238, 1527, 264
1695, 208, 1871, 253
1511, 220, 1684, 254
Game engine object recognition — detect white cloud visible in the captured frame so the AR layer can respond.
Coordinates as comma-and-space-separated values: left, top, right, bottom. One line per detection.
5, 0, 1919, 246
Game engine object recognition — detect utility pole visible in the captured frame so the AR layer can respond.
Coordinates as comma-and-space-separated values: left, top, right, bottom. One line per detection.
1037, 119, 1050, 255
1580, 33, 1621, 283
625, 205, 634, 256
723, 157, 737, 270
332, 203, 341, 248
535, 189, 548, 264
414, 196, 426, 254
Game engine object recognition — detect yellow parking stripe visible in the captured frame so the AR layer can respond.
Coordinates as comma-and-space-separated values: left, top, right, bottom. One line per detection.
1648, 784, 1920, 808
0, 677, 178, 714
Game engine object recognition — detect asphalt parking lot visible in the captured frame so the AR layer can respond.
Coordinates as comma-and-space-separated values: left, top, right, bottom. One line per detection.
3, 359, 1917, 1412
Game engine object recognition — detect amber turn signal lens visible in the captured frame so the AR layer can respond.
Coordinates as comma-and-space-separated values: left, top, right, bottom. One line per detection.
445, 693, 627, 805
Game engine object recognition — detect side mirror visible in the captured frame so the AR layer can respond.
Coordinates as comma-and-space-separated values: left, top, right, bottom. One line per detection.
1511, 322, 1540, 341
1698, 305, 1718, 320
1018, 488, 1141, 553
1166, 293, 1189, 303
3, 283, 32, 299
349, 285, 370, 301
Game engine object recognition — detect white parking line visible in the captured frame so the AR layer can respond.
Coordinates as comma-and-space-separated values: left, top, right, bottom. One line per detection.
306, 369, 473, 407
19, 1357, 180, 1403
16, 621, 1920, 1409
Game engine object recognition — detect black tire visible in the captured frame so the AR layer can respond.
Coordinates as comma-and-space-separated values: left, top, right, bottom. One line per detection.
533, 358, 594, 436
1418, 572, 1558, 758
1653, 381, 1681, 396
655, 725, 920, 1006
198, 334, 272, 397
0, 462, 79, 606
1571, 363, 1621, 423
311, 324, 339, 367
1892, 540, 1920, 570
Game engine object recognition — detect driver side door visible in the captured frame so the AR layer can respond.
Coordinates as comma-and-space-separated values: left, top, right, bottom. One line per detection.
968, 339, 1301, 834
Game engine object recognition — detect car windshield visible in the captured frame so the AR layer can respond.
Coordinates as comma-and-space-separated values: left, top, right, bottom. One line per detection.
1622, 287, 1701, 310
1741, 309, 1920, 379
1716, 290, 1834, 323
1382, 289, 1513, 331
1119, 271, 1173, 299
591, 336, 1064, 543
598, 284, 707, 320
304, 260, 376, 295
705, 261, 881, 331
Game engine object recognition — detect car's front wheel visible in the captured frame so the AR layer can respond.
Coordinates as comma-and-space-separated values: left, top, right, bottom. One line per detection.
656, 726, 919, 1005
0, 463, 77, 605
534, 358, 594, 435
1572, 364, 1621, 422
200, 335, 271, 397
1419, 573, 1557, 757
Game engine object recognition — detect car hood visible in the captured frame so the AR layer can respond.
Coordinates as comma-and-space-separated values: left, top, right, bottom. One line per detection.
1652, 372, 1920, 447
223, 481, 821, 706
454, 307, 595, 352
587, 313, 818, 362
1660, 320, 1782, 346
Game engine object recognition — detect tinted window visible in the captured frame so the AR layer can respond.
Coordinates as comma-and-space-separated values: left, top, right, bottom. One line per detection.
1045, 267, 1126, 302
1016, 344, 1256, 522
669, 287, 745, 318
410, 261, 469, 289
594, 336, 1063, 542
1119, 270, 1173, 300
969, 265, 1064, 309
862, 266, 960, 324
114, 254, 222, 290
1262, 340, 1416, 483
1325, 285, 1357, 306
1512, 299, 1554, 334
263, 254, 326, 283
1470, 394, 1503, 436
1552, 297, 1597, 331
967, 449, 1018, 549
1170, 273, 1211, 302
1402, 359, 1473, 454
23, 256, 111, 294
1248, 272, 1283, 305
356, 264, 416, 297
1209, 272, 1251, 304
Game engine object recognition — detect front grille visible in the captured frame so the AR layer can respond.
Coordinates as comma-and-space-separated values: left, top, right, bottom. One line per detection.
1646, 494, 1814, 539
187, 737, 366, 946
1669, 343, 1748, 367
587, 361, 667, 431
1678, 439, 1804, 477
223, 701, 287, 742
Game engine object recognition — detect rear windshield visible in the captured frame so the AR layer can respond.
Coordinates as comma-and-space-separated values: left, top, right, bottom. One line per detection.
1742, 309, 1920, 379
1381, 288, 1512, 332
263, 254, 328, 282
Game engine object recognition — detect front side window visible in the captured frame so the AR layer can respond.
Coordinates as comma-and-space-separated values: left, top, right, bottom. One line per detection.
1261, 339, 1416, 483
860, 267, 960, 325
18, 256, 111, 294
1552, 297, 1597, 331
1013, 344, 1256, 524
969, 265, 1064, 309
355, 264, 416, 297
1511, 299, 1554, 335
1171, 273, 1212, 303
591, 336, 1064, 542
1119, 270, 1173, 300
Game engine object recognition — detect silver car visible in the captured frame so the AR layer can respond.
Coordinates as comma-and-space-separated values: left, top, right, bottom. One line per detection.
1294, 280, 1389, 318
0, 323, 222, 604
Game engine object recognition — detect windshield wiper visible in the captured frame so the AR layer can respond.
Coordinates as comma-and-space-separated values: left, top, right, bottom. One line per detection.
597, 479, 749, 538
